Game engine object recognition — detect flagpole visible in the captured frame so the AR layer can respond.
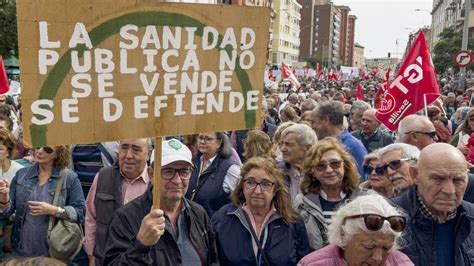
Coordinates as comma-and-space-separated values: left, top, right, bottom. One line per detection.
423, 94, 428, 116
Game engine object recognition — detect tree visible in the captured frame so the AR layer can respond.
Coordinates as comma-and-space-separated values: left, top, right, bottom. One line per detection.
432, 26, 474, 74
305, 54, 328, 69
0, 0, 17, 58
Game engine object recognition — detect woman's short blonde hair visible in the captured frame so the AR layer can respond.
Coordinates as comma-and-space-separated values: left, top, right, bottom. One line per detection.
243, 129, 275, 160
301, 137, 360, 195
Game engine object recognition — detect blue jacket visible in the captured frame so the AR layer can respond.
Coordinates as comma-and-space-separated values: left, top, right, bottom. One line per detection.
337, 130, 367, 180
0, 164, 85, 252
392, 186, 474, 265
211, 203, 311, 266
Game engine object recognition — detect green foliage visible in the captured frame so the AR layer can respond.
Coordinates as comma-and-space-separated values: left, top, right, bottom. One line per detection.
305, 54, 328, 68
0, 0, 17, 58
432, 26, 474, 74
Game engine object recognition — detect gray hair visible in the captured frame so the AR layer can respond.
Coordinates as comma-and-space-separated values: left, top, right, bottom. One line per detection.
377, 143, 420, 162
317, 101, 344, 126
397, 115, 433, 143
281, 123, 318, 147
328, 193, 406, 250
215, 132, 233, 158
301, 98, 319, 113
363, 151, 380, 166
350, 100, 371, 114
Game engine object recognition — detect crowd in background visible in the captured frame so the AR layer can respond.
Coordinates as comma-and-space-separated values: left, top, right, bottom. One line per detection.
0, 71, 472, 265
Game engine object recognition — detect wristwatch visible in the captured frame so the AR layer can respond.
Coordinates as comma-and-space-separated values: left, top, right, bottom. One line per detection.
56, 207, 66, 218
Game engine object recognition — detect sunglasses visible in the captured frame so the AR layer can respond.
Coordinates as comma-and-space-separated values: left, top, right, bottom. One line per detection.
315, 159, 343, 172
345, 214, 406, 232
405, 131, 437, 138
363, 165, 385, 175
379, 158, 412, 174
40, 146, 55, 154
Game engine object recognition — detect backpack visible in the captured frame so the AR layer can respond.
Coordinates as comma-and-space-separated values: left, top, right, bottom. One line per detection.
72, 143, 115, 198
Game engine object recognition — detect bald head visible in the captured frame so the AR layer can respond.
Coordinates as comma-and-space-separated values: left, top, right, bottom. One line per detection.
397, 114, 437, 150
361, 109, 380, 135
414, 143, 468, 220
419, 143, 466, 170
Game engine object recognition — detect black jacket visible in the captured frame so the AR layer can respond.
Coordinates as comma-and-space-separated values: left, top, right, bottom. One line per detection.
392, 186, 474, 265
103, 186, 219, 265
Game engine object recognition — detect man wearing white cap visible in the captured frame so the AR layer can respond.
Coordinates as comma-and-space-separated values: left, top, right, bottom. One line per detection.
103, 139, 218, 265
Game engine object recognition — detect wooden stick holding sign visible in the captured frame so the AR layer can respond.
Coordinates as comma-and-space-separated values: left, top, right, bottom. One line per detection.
153, 138, 162, 209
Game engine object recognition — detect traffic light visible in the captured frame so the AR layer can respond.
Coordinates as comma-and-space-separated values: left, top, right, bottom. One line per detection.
388, 52, 391, 58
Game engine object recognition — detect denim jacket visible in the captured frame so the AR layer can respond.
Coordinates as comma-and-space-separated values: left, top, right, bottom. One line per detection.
0, 164, 85, 252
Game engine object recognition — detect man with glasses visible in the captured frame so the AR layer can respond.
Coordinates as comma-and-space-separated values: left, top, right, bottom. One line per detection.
393, 143, 474, 265
84, 138, 151, 265
103, 139, 218, 265
377, 143, 420, 195
397, 114, 438, 150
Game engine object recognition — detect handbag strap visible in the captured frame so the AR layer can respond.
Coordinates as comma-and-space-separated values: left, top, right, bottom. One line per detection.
47, 170, 66, 236
240, 209, 270, 266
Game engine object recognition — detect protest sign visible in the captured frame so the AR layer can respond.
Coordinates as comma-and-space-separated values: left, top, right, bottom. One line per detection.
18, 0, 271, 148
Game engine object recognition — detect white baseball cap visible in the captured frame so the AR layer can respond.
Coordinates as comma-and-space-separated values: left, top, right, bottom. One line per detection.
161, 139, 193, 167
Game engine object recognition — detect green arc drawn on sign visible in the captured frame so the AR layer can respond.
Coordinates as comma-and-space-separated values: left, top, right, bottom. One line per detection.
30, 11, 257, 147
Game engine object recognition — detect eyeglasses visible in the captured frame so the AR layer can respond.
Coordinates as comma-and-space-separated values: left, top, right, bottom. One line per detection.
243, 179, 275, 191
469, 117, 474, 122
344, 214, 406, 232
315, 159, 343, 172
363, 165, 385, 176
198, 135, 217, 143
379, 158, 412, 174
405, 131, 437, 138
40, 146, 55, 154
161, 168, 193, 180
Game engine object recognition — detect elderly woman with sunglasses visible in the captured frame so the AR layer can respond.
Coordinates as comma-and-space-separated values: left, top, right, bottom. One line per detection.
298, 193, 413, 266
360, 152, 395, 198
295, 137, 363, 251
211, 157, 311, 265
0, 146, 85, 258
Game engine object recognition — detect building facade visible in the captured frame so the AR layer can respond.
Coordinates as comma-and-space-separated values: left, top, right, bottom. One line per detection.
353, 42, 364, 67
347, 14, 357, 66
271, 0, 302, 65
299, 1, 356, 67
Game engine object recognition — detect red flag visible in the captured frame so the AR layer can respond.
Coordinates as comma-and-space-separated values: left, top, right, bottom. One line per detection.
0, 57, 9, 94
375, 32, 440, 131
281, 63, 301, 89
356, 82, 365, 100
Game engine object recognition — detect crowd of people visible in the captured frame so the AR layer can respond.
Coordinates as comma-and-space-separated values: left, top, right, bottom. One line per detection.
0, 73, 472, 265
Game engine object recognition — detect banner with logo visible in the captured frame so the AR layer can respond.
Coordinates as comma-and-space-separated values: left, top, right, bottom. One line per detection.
375, 32, 440, 131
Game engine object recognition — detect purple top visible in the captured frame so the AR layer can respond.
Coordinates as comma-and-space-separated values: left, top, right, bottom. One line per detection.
17, 183, 53, 257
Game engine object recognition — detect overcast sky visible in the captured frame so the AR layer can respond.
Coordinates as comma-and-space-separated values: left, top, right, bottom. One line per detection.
332, 0, 432, 59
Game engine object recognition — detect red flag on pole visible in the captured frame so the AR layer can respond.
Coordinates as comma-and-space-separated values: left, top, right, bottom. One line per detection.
0, 57, 9, 94
375, 31, 440, 131
281, 63, 301, 89
356, 82, 365, 100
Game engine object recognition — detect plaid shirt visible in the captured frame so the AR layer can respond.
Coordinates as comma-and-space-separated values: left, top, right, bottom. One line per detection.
416, 186, 456, 224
